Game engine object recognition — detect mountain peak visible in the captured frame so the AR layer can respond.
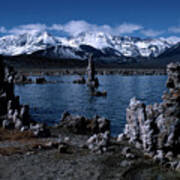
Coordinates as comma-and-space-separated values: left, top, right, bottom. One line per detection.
0, 32, 180, 60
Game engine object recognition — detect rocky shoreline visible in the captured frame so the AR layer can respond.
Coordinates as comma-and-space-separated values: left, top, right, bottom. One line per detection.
17, 68, 166, 77
118, 63, 180, 172
1, 126, 180, 180
1, 55, 180, 179
0, 113, 180, 179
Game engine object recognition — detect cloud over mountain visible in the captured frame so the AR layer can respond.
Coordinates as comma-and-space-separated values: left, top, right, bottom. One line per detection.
169, 26, 180, 33
8, 24, 47, 34
0, 27, 6, 33
141, 29, 164, 37
50, 21, 143, 36
3, 21, 143, 37
0, 20, 180, 39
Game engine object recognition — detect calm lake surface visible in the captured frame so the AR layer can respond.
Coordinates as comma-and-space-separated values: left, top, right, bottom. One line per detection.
15, 75, 167, 136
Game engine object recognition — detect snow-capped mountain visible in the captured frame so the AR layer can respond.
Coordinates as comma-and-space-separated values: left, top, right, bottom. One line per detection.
0, 31, 59, 56
58, 32, 176, 58
0, 31, 179, 61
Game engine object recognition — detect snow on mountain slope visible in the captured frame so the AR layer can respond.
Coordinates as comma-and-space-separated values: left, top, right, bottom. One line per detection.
0, 31, 59, 56
60, 32, 113, 49
160, 36, 180, 45
59, 33, 174, 58
135, 39, 171, 57
0, 31, 179, 60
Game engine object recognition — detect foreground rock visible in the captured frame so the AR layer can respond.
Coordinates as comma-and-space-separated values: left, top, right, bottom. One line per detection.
0, 56, 49, 137
86, 131, 110, 153
1, 127, 180, 180
118, 62, 180, 171
58, 112, 110, 135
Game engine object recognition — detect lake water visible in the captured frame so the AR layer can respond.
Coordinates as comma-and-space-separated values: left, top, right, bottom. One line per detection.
15, 75, 167, 136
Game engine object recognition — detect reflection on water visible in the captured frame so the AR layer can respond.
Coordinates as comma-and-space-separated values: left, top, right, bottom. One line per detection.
15, 75, 167, 136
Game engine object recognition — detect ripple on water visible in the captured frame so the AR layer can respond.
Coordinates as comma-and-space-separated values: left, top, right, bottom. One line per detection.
15, 75, 167, 136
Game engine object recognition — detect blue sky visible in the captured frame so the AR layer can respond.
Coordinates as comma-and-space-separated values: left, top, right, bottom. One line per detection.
0, 0, 180, 38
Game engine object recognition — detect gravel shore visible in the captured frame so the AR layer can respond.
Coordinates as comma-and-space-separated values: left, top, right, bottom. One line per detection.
0, 128, 180, 180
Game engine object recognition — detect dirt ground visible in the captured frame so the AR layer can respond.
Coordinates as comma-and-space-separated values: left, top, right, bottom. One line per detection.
0, 128, 180, 180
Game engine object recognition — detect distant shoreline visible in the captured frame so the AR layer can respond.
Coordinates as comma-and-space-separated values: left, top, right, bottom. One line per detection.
16, 68, 166, 76
3, 55, 167, 76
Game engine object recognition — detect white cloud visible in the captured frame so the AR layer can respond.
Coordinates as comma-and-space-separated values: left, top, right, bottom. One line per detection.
58, 20, 95, 36
50, 20, 112, 36
141, 29, 164, 37
115, 23, 143, 34
0, 27, 7, 33
49, 20, 143, 36
9, 24, 47, 34
168, 26, 180, 33
3, 20, 167, 38
49, 24, 63, 31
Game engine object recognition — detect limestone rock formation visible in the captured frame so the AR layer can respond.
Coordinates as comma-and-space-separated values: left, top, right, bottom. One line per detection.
14, 74, 32, 84
0, 55, 22, 125
118, 62, 180, 170
86, 131, 110, 153
35, 77, 47, 84
59, 112, 110, 135
0, 55, 50, 137
91, 90, 107, 97
86, 54, 99, 88
86, 54, 108, 97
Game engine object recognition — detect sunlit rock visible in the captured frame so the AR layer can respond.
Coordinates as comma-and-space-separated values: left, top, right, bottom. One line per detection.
118, 63, 180, 170
86, 131, 110, 153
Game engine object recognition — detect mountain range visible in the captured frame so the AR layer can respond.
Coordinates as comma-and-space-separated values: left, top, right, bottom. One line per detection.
0, 31, 180, 65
